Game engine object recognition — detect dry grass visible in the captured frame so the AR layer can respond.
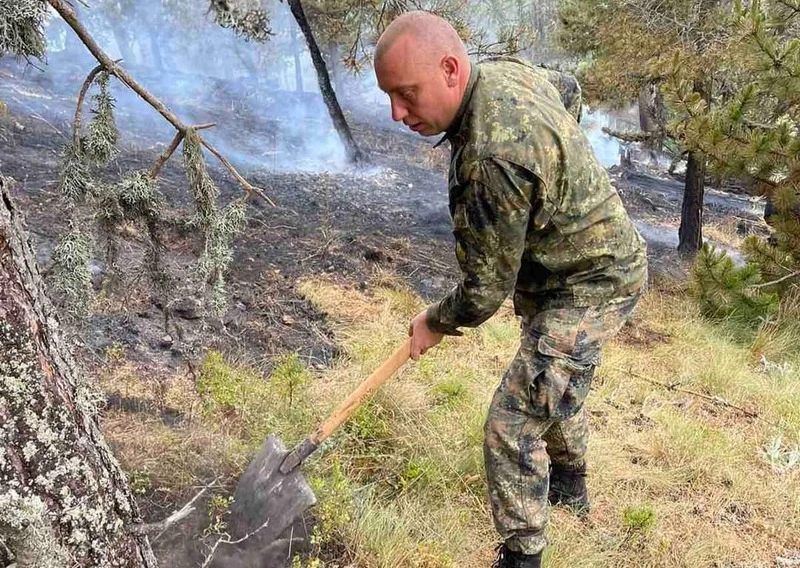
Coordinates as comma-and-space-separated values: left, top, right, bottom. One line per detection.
95, 274, 800, 567
297, 276, 800, 568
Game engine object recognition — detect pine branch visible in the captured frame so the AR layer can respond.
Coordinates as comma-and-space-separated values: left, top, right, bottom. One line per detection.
48, 0, 275, 207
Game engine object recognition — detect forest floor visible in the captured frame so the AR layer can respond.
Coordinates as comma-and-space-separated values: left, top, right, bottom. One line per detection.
1, 62, 796, 568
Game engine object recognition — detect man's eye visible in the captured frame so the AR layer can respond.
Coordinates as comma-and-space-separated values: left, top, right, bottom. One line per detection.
403, 91, 415, 102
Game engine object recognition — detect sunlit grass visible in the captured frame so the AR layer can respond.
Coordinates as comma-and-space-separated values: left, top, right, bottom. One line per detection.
97, 274, 800, 567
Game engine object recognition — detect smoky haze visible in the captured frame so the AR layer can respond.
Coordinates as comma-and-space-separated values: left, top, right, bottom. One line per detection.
1, 1, 631, 175
2, 0, 356, 172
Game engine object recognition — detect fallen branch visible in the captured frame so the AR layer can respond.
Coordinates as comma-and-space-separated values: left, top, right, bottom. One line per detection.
48, 0, 275, 207
749, 270, 800, 290
611, 365, 781, 428
128, 478, 217, 539
200, 516, 274, 568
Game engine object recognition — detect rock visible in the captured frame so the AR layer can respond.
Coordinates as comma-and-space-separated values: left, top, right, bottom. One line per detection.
159, 335, 174, 348
88, 259, 106, 290
172, 297, 203, 320
281, 315, 295, 326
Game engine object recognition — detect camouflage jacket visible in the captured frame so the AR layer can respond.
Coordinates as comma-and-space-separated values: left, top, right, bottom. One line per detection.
426, 58, 648, 335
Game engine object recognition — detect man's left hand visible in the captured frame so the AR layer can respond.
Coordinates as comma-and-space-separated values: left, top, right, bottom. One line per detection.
408, 309, 445, 361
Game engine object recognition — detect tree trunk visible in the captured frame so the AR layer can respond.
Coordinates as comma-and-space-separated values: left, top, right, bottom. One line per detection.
286, 0, 363, 163
677, 150, 706, 256
329, 43, 343, 96
110, 21, 135, 67
290, 25, 304, 93
148, 29, 164, 73
0, 177, 157, 568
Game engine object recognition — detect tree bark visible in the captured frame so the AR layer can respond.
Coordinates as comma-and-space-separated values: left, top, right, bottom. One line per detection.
286, 0, 363, 163
677, 149, 706, 256
0, 177, 157, 568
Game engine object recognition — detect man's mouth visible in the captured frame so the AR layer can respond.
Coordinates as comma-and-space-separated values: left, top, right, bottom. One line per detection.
408, 122, 423, 132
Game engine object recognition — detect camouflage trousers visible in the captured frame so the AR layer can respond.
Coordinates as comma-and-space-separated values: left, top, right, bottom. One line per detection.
484, 293, 641, 555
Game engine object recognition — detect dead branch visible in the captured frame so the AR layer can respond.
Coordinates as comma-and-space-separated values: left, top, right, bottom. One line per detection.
601, 127, 661, 143
148, 123, 216, 179
71, 63, 104, 147
611, 365, 781, 428
47, 0, 275, 207
749, 270, 800, 290
200, 515, 277, 568
199, 138, 276, 206
128, 478, 217, 538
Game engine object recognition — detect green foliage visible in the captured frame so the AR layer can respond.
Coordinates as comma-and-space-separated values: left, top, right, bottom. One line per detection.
205, 493, 234, 535
346, 401, 392, 441
622, 504, 657, 533
197, 350, 268, 415
431, 378, 467, 407
691, 244, 778, 324
560, 0, 798, 322
308, 459, 355, 541
209, 0, 272, 42
684, 0, 799, 324
0, 0, 48, 59
400, 456, 437, 490
271, 354, 311, 407
83, 72, 119, 165
128, 469, 152, 496
49, 226, 94, 318
196, 350, 313, 442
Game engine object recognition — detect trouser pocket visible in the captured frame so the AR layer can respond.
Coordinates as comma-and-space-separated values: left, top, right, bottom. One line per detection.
528, 334, 598, 420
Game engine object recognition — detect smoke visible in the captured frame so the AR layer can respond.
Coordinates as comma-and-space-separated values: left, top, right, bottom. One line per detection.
3, 5, 667, 177
2, 0, 349, 173
579, 106, 627, 168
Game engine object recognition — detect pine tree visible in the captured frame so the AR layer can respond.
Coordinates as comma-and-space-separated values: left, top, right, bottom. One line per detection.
557, 0, 738, 256
688, 0, 799, 325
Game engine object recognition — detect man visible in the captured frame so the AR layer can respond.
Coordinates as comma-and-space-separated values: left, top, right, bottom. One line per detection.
374, 12, 648, 568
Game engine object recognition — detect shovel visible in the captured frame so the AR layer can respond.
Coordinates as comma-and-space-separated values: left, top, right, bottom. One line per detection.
223, 338, 412, 565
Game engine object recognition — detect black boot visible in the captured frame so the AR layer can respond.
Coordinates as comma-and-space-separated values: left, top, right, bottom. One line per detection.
548, 461, 590, 515
491, 543, 542, 568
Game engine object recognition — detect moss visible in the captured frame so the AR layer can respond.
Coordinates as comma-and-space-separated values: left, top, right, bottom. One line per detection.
0, 491, 69, 567
0, 320, 133, 564
0, 0, 48, 59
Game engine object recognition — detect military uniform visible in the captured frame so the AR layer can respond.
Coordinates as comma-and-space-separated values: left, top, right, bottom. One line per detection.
425, 57, 648, 555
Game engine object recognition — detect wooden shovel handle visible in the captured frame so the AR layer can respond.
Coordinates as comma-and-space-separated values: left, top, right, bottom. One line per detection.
312, 338, 411, 444
280, 338, 411, 474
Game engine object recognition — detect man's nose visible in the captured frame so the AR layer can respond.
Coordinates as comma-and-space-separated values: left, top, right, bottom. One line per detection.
391, 98, 409, 122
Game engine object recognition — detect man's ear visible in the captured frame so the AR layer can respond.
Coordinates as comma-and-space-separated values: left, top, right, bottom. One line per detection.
442, 55, 459, 87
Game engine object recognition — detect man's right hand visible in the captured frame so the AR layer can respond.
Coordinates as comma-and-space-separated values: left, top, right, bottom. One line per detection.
408, 309, 445, 361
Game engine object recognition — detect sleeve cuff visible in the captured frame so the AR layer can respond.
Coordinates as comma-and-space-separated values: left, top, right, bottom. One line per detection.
425, 302, 464, 336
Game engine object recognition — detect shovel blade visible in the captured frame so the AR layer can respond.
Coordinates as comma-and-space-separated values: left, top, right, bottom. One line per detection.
218, 435, 316, 566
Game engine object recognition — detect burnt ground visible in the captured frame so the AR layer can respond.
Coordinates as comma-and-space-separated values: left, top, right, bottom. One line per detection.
0, 60, 771, 565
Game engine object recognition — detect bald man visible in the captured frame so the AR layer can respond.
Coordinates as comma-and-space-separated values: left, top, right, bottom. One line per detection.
375, 12, 648, 568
